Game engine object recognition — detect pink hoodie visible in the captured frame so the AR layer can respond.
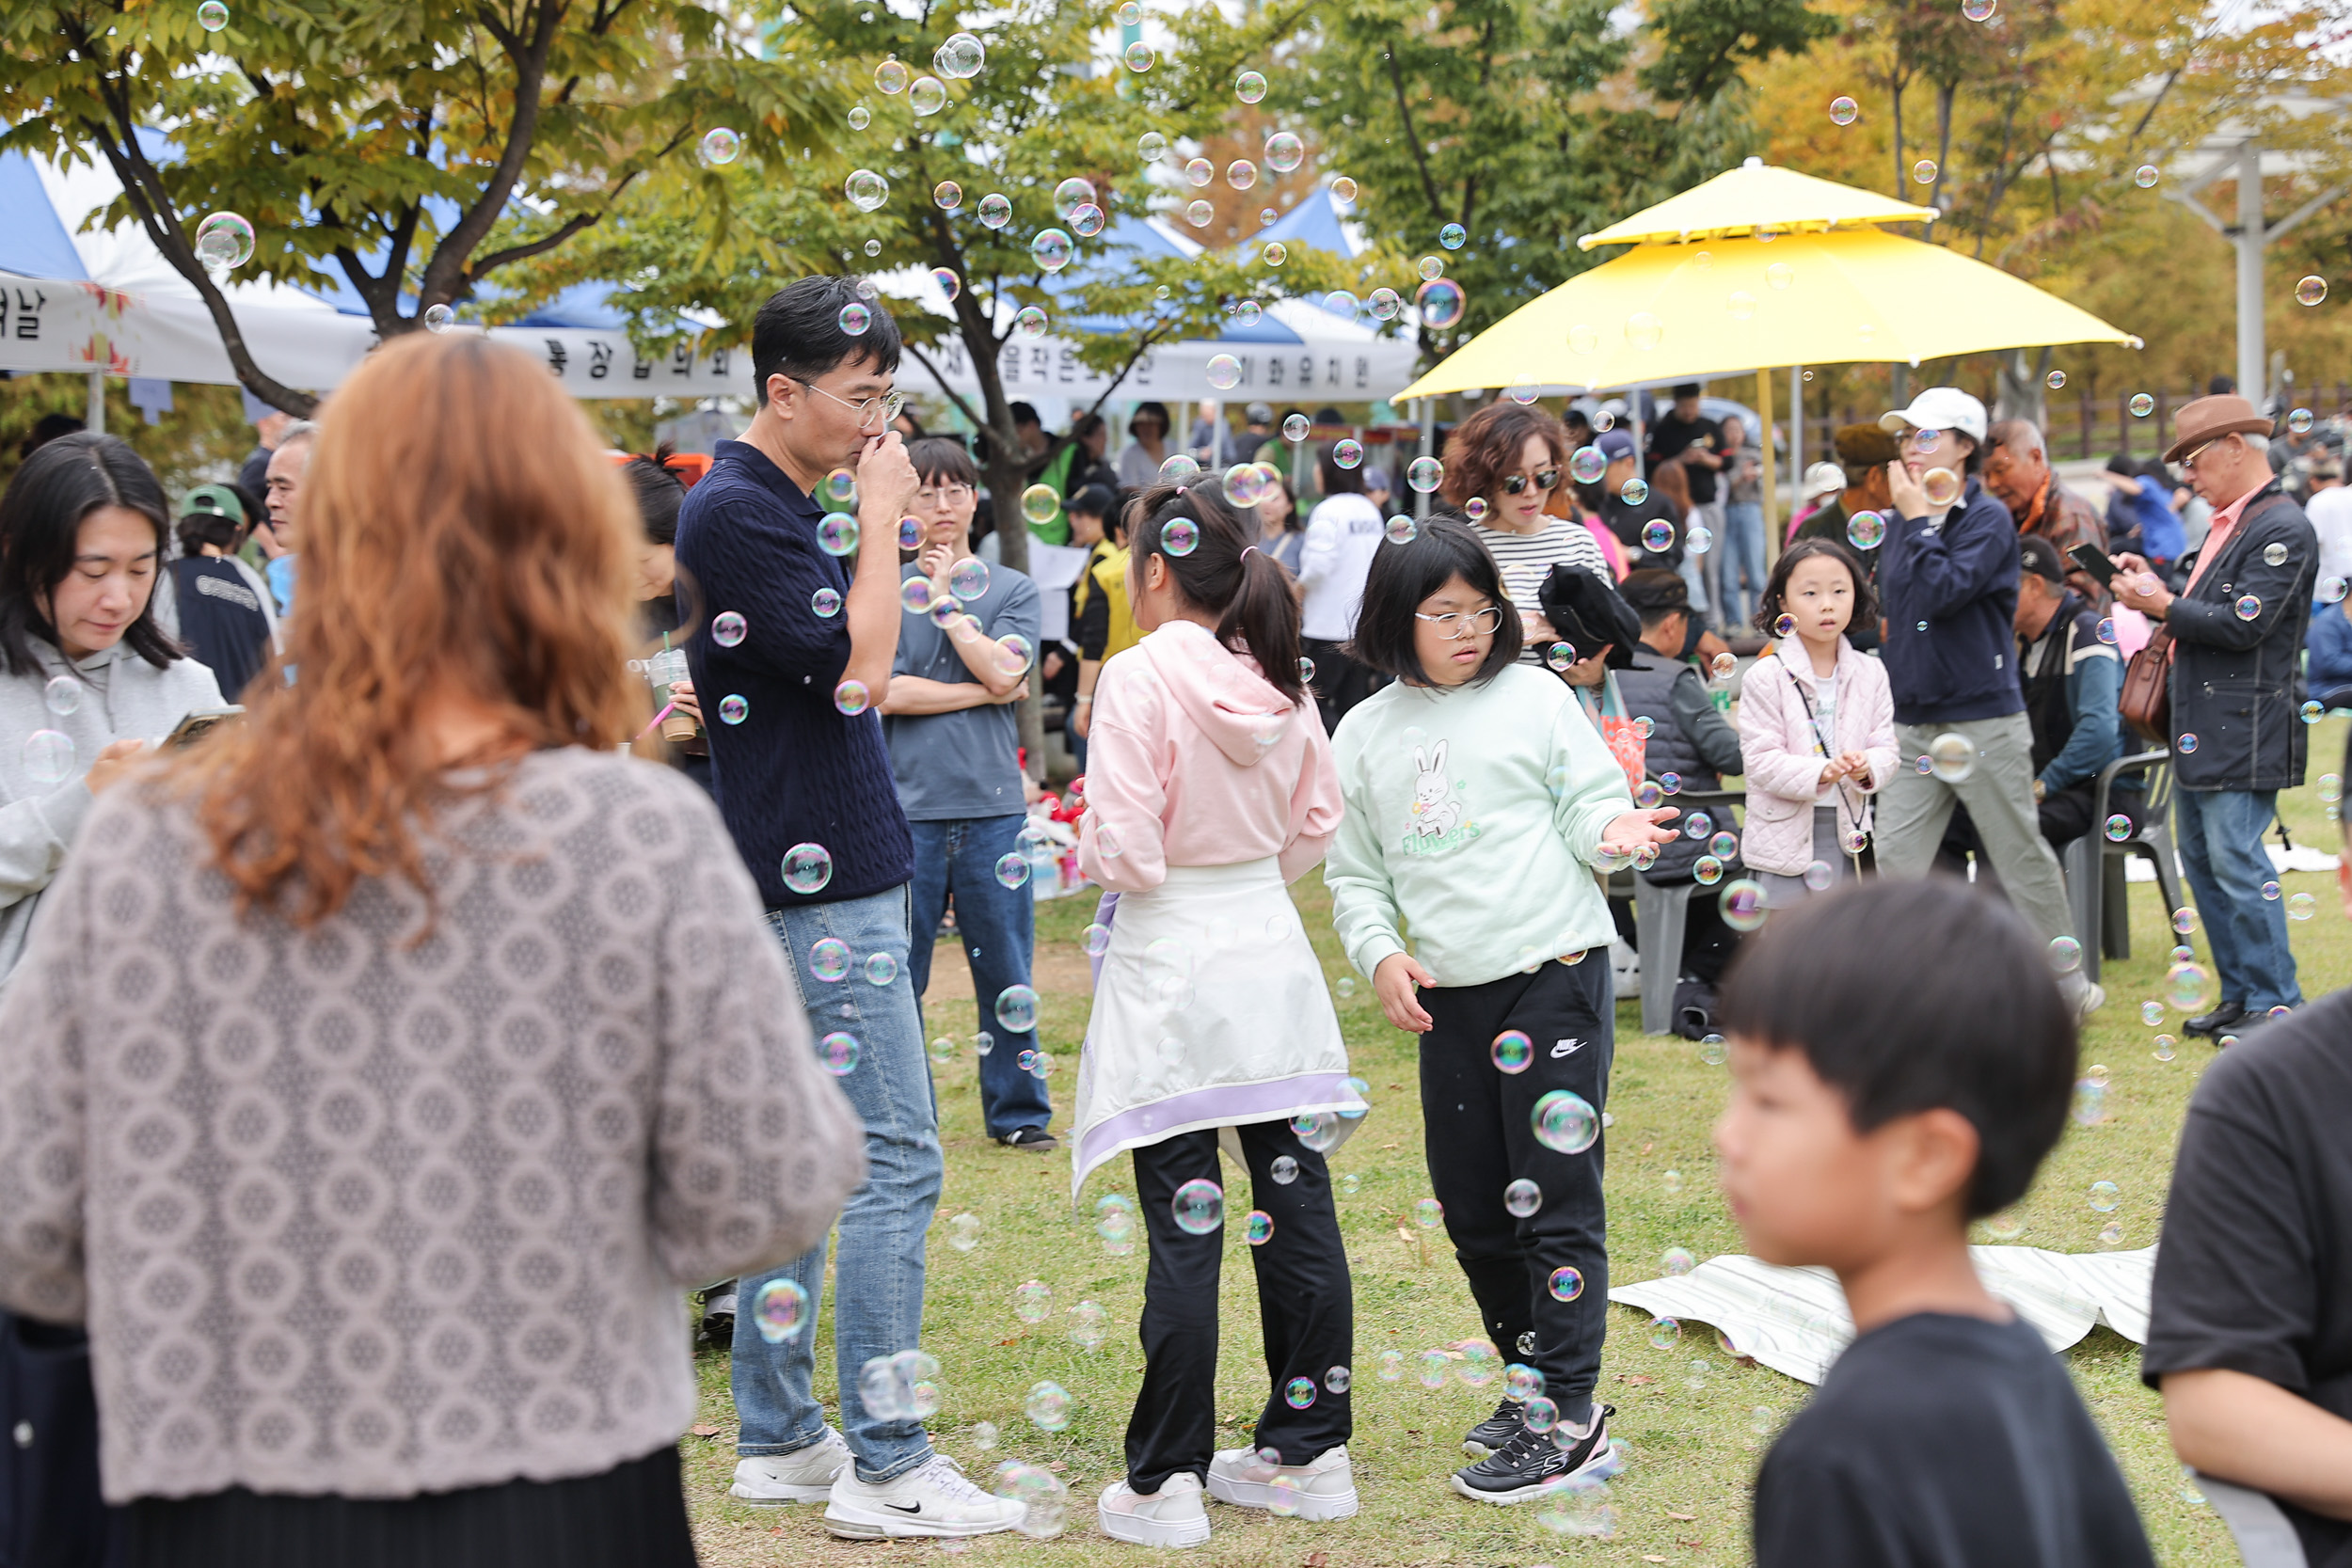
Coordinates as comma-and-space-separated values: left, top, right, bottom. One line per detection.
1076, 619, 1342, 893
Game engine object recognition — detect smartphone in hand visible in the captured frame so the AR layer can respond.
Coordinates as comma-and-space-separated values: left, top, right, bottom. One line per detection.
165, 705, 246, 748
2066, 543, 2119, 588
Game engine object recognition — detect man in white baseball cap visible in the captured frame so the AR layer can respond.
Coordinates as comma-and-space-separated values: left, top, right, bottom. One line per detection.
1869, 387, 2094, 1009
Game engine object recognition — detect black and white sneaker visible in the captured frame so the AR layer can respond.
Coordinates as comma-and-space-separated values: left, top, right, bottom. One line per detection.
1449, 1404, 1615, 1503
1461, 1398, 1524, 1459
999, 1127, 1058, 1153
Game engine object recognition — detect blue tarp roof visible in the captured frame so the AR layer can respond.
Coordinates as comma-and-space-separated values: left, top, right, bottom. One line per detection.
0, 150, 90, 279
1244, 187, 1359, 259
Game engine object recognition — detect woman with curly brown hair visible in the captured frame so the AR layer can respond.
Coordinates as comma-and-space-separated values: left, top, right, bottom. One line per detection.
1439, 403, 1611, 663
0, 333, 866, 1566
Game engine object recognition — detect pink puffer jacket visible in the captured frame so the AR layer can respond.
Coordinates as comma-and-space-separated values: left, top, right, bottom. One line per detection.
1736, 643, 1899, 876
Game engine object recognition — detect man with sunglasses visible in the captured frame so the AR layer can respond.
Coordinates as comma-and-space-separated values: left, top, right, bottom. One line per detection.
679, 278, 1025, 1541
2113, 395, 2317, 1037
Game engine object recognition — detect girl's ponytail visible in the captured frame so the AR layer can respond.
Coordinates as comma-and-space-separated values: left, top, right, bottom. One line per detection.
1126, 480, 1307, 707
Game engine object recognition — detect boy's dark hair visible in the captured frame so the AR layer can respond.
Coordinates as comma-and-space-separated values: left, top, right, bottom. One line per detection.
1619, 567, 1690, 629
1719, 879, 2077, 1216
619, 441, 688, 546
1344, 515, 1523, 686
1010, 402, 1041, 429
1067, 483, 1116, 521
1753, 535, 1878, 638
1126, 479, 1304, 706
908, 436, 978, 488
751, 277, 902, 407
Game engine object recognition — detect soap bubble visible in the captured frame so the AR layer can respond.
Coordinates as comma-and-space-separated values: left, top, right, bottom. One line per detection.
2296, 275, 2328, 307
1546, 1263, 1582, 1300
1623, 478, 1652, 506
2089, 1180, 2120, 1212
2166, 961, 2215, 1013
950, 557, 991, 600
1538, 1475, 1618, 1537
1185, 156, 1214, 187
1222, 463, 1271, 508
1137, 131, 1166, 162
1927, 732, 1976, 782
1271, 1155, 1299, 1185
1014, 1279, 1052, 1323
2285, 414, 2313, 439
1172, 1179, 1223, 1233
1205, 353, 1243, 390
1914, 157, 1939, 182
782, 843, 834, 895
1416, 278, 1467, 329
1235, 69, 1268, 103
1124, 40, 1154, 71
2264, 879, 2281, 901
193, 211, 255, 272
2130, 392, 2155, 418
1412, 1196, 1444, 1229
2106, 813, 2132, 842
2291, 892, 2317, 920
1331, 438, 1365, 471
2049, 935, 2083, 974
754, 1278, 811, 1342
936, 32, 986, 78
1157, 453, 1201, 485
1023, 1381, 1072, 1431
2074, 1079, 2108, 1125
1366, 288, 1400, 321
1385, 515, 1418, 545
2135, 164, 2159, 188
993, 852, 1031, 891
718, 694, 748, 725
838, 302, 872, 336
994, 984, 1039, 1032
1507, 1180, 1545, 1217
1774, 614, 1796, 638
41, 676, 80, 716
818, 1031, 860, 1074
1265, 132, 1304, 172
845, 168, 889, 211
1804, 861, 1835, 890
1407, 456, 1444, 493
1532, 1090, 1598, 1153
834, 679, 871, 716
1829, 94, 1857, 125
876, 59, 910, 92
1069, 1300, 1108, 1351
2153, 1034, 2177, 1062
422, 303, 455, 333
1491, 1030, 1534, 1073
1421, 255, 1446, 280
900, 577, 935, 616
1727, 291, 1758, 322
948, 1212, 982, 1249
1846, 510, 1885, 549
1648, 1315, 1683, 1347
2173, 905, 2200, 935
1721, 879, 1768, 931
199, 0, 230, 28
1163, 517, 1200, 556
1020, 483, 1060, 526
1641, 518, 1674, 552
818, 512, 858, 555
2179, 732, 2199, 753
1921, 467, 1962, 507
977, 192, 1012, 228
1070, 203, 1105, 238
1014, 306, 1048, 337
1660, 1245, 1697, 1275
1029, 228, 1074, 272
1568, 446, 1608, 484
2236, 594, 2262, 621
932, 182, 963, 212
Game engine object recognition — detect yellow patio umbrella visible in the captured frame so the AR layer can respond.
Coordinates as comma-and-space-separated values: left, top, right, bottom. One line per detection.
1575, 159, 1940, 248
1392, 225, 2139, 401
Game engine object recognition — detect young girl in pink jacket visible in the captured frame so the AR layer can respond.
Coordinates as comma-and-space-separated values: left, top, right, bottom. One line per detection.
1074, 481, 1364, 1549
1737, 539, 1899, 903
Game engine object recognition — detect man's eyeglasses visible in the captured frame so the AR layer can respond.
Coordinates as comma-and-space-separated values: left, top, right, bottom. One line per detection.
1502, 468, 1561, 495
1414, 606, 1505, 640
2179, 438, 2220, 473
790, 376, 907, 430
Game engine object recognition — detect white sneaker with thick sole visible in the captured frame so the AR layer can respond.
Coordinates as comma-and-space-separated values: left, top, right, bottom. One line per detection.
730, 1427, 849, 1503
823, 1452, 1027, 1539
1205, 1444, 1359, 1521
1099, 1473, 1212, 1547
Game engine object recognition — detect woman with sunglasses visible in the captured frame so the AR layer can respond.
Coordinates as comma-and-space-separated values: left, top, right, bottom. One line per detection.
1439, 404, 1611, 664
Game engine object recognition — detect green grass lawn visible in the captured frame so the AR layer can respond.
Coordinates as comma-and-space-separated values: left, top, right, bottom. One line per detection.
685, 721, 2352, 1566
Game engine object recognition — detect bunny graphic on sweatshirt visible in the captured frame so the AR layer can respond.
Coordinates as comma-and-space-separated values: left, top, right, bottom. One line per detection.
1407, 739, 1465, 841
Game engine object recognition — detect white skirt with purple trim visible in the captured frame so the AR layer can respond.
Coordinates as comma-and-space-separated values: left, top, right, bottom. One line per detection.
1070, 857, 1363, 1197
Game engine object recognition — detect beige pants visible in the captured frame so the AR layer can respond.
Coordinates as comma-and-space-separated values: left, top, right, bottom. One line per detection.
1872, 712, 2078, 948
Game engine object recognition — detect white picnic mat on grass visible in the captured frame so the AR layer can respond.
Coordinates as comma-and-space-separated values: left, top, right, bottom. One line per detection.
1609, 1245, 2156, 1385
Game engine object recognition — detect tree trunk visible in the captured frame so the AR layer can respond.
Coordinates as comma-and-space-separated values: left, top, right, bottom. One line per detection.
961, 327, 1049, 782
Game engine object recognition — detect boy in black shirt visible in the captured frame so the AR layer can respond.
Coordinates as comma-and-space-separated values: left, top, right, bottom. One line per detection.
1715, 880, 2155, 1568
2143, 721, 2352, 1567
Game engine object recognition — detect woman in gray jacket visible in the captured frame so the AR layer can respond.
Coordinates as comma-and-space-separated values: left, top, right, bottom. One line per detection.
0, 434, 225, 990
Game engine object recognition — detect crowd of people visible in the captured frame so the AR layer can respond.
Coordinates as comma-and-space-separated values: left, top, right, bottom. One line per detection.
0, 276, 2343, 1567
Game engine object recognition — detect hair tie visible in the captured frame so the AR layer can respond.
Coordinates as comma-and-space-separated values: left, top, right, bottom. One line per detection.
1239, 546, 1261, 561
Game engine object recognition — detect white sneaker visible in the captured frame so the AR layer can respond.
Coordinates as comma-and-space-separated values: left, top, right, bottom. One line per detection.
730, 1427, 849, 1503
1099, 1473, 1212, 1548
1205, 1444, 1359, 1521
2078, 980, 2107, 1020
823, 1452, 1026, 1539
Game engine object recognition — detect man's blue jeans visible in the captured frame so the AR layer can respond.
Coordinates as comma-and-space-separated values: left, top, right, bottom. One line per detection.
2173, 786, 2303, 1013
1720, 500, 1767, 629
733, 885, 944, 1481
906, 815, 1053, 1140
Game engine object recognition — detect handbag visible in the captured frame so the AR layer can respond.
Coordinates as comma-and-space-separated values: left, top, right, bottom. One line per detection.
2120, 624, 2172, 746
1593, 673, 1647, 798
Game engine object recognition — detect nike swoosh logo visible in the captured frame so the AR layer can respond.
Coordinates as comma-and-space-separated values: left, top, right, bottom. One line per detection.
1551, 1038, 1583, 1057
885, 1503, 924, 1514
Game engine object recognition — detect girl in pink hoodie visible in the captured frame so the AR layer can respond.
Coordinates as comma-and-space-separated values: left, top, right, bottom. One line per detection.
1737, 538, 1899, 902
1073, 481, 1363, 1549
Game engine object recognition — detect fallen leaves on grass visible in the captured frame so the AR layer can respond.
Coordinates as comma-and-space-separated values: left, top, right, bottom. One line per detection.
1666, 1512, 1696, 1520
1620, 1373, 1659, 1386
1305, 1554, 1329, 1567
689, 1423, 723, 1437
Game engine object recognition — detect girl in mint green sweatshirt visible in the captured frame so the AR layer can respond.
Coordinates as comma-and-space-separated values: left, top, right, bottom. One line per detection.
1325, 516, 1673, 1508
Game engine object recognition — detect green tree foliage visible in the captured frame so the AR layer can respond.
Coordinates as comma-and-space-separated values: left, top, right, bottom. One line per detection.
1292, 0, 1833, 355
1, 0, 833, 414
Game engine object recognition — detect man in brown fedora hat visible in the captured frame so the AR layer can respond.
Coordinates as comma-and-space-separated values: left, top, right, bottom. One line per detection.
2113, 394, 2316, 1036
